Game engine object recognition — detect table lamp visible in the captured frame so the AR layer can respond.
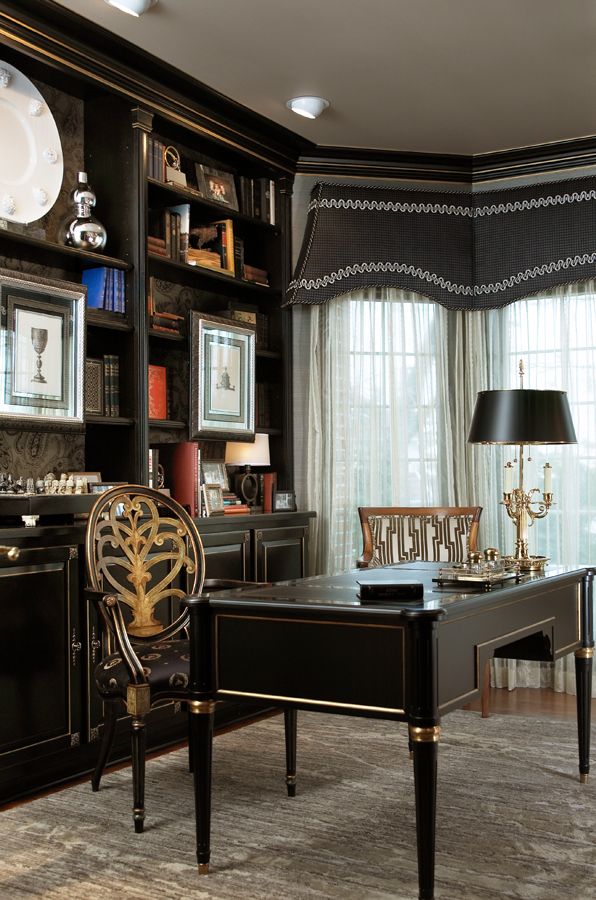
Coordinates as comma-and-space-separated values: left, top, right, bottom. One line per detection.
224, 433, 270, 506
467, 360, 577, 570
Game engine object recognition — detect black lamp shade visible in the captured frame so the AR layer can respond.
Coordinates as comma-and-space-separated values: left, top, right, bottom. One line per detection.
468, 389, 577, 444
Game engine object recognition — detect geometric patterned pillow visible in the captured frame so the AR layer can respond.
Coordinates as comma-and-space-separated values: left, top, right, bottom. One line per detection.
367, 513, 475, 567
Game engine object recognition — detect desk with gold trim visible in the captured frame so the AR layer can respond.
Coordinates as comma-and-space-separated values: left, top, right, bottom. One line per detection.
185, 562, 593, 900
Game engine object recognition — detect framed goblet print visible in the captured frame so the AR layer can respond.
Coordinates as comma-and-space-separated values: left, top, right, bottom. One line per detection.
0, 268, 85, 430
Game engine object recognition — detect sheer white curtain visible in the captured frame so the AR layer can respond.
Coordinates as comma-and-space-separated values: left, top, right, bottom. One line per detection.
298, 281, 596, 695
304, 288, 453, 576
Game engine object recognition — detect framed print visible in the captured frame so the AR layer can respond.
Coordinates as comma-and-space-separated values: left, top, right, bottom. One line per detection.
202, 482, 224, 516
0, 268, 85, 430
201, 460, 229, 491
197, 165, 239, 210
273, 489, 297, 512
190, 312, 255, 441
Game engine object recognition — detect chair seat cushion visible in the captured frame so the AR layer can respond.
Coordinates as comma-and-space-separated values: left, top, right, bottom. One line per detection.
95, 639, 190, 700
367, 513, 474, 567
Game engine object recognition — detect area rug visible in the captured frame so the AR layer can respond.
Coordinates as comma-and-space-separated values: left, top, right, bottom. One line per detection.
1, 710, 595, 899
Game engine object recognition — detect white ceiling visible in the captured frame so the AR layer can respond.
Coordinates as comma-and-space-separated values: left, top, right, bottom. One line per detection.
53, 0, 596, 156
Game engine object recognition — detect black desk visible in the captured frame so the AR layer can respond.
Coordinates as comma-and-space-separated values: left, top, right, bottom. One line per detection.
185, 562, 594, 900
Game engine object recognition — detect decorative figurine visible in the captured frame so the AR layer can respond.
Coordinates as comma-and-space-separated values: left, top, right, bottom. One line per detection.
59, 171, 107, 252
35, 479, 45, 494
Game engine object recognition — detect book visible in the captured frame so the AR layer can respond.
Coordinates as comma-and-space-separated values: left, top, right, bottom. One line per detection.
164, 441, 202, 518
82, 267, 108, 309
169, 203, 190, 263
261, 472, 277, 514
148, 364, 168, 420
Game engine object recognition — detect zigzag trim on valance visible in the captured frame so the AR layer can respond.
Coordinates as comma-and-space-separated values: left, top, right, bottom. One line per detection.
286, 178, 596, 310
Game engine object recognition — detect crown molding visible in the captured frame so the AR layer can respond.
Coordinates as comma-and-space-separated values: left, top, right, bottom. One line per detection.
0, 0, 314, 173
298, 137, 596, 185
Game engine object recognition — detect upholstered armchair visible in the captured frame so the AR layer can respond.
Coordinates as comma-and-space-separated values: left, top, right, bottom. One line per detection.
85, 484, 296, 832
357, 505, 482, 568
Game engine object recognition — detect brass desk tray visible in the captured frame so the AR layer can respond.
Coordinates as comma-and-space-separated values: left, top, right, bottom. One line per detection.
434, 564, 521, 590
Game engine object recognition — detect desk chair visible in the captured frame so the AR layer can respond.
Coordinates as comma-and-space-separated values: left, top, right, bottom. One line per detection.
357, 505, 482, 568
357, 505, 489, 716
85, 484, 296, 833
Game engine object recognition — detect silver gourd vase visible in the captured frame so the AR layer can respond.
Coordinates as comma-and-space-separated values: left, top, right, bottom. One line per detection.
60, 171, 107, 252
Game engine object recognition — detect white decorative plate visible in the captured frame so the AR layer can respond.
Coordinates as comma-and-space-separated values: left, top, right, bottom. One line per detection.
0, 61, 63, 224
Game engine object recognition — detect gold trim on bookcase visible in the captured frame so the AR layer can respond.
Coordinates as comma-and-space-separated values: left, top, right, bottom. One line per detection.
0, 15, 294, 173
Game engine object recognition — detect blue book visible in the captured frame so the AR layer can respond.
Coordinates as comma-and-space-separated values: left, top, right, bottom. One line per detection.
82, 267, 108, 309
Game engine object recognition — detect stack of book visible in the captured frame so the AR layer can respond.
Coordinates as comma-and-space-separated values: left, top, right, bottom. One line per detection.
82, 267, 126, 313
243, 263, 269, 286
147, 277, 184, 335
150, 310, 184, 335
147, 235, 168, 257
224, 503, 251, 515
222, 491, 249, 514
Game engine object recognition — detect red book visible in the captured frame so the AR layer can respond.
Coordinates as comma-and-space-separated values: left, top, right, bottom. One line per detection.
262, 472, 277, 514
167, 441, 201, 518
148, 365, 168, 420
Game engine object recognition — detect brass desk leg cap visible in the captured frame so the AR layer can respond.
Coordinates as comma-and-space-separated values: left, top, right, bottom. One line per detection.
198, 863, 210, 875
580, 773, 589, 785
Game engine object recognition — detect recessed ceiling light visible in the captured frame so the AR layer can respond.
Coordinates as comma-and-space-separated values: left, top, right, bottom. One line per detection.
105, 0, 157, 16
286, 96, 329, 120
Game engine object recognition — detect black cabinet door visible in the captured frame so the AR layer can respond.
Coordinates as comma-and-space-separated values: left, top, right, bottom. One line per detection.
202, 528, 251, 581
254, 525, 309, 582
0, 544, 81, 773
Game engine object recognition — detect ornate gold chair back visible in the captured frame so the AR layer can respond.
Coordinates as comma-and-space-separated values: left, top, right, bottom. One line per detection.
85, 484, 204, 640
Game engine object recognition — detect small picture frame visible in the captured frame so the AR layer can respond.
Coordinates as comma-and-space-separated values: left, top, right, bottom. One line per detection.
197, 164, 239, 210
201, 461, 229, 491
90, 482, 126, 494
202, 482, 225, 516
272, 489, 297, 512
68, 471, 102, 489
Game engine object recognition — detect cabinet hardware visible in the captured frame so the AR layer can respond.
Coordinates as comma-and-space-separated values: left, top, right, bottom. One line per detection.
71, 629, 82, 666
91, 626, 101, 663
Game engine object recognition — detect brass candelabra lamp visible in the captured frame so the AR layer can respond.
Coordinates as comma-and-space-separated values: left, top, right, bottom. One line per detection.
468, 360, 577, 571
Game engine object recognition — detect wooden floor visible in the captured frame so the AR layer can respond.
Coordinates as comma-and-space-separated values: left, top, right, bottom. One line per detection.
467, 685, 596, 720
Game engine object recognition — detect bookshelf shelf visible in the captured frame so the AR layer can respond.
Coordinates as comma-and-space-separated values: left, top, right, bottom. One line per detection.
147, 178, 280, 233
148, 328, 185, 342
0, 231, 131, 272
148, 253, 277, 296
87, 311, 133, 332
86, 415, 135, 426
149, 418, 186, 430
256, 350, 282, 360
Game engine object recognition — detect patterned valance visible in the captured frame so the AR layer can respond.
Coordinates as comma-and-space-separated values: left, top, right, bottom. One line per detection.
286, 177, 596, 310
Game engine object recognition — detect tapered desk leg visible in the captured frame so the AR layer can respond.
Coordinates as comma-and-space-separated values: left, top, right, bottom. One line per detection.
575, 647, 593, 784
189, 700, 215, 874
409, 724, 440, 900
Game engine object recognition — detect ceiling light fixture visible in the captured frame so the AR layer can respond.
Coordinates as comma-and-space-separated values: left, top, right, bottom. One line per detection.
105, 0, 157, 16
286, 96, 329, 120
